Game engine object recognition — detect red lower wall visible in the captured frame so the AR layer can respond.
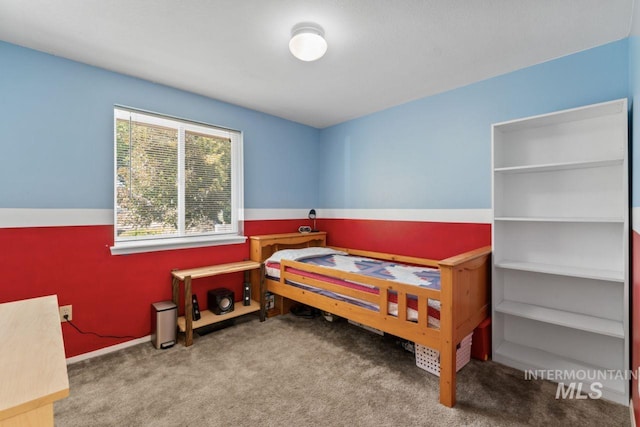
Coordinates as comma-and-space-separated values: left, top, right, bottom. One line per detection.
320, 218, 491, 259
0, 218, 490, 358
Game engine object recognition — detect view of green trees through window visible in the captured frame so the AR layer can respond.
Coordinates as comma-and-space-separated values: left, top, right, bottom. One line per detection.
185, 131, 231, 232
115, 111, 232, 240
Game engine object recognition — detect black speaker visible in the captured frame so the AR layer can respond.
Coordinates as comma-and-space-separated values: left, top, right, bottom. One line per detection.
208, 288, 234, 315
242, 282, 251, 306
192, 294, 201, 321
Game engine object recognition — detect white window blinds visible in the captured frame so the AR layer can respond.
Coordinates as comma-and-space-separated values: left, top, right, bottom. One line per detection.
113, 107, 243, 251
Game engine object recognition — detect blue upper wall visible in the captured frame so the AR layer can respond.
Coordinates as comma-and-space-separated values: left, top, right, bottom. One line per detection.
318, 39, 630, 209
0, 38, 634, 212
0, 41, 320, 210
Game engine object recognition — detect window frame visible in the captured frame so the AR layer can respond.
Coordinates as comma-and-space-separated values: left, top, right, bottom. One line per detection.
110, 106, 245, 255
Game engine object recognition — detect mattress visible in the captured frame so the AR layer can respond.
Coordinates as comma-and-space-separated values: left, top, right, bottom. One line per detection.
265, 247, 441, 328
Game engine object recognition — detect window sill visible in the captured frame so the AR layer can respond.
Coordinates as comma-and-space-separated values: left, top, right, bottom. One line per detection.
110, 235, 247, 255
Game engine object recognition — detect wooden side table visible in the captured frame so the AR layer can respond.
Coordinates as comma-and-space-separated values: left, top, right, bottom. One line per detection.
0, 295, 69, 426
171, 260, 265, 346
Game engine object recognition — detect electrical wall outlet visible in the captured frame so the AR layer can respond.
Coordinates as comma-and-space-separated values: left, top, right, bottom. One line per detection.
59, 305, 72, 322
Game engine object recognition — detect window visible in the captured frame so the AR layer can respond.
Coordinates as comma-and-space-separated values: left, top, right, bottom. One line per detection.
111, 107, 244, 254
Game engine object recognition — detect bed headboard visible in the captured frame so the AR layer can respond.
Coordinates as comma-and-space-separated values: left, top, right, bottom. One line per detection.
250, 232, 327, 263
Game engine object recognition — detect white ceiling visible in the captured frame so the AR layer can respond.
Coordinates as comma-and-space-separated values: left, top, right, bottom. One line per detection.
0, 1, 635, 128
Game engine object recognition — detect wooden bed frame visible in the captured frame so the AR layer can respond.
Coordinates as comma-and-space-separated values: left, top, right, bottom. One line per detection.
249, 232, 491, 407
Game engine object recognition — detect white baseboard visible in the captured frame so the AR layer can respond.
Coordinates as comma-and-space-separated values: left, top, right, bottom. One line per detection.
66, 335, 151, 365
631, 398, 637, 427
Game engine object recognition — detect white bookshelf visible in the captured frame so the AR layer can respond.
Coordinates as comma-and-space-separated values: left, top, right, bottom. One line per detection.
491, 99, 629, 405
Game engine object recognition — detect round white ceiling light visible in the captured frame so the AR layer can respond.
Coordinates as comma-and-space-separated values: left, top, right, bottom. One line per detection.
289, 23, 327, 62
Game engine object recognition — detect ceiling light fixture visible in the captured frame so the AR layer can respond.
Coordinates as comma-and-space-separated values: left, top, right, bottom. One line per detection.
289, 23, 327, 62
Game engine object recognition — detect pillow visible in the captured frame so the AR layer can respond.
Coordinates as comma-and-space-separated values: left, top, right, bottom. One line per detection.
266, 247, 347, 263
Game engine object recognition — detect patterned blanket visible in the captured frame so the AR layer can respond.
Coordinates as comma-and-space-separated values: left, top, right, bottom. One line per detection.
297, 254, 441, 290
265, 248, 441, 326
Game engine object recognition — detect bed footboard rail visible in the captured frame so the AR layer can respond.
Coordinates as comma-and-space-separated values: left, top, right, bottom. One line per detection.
279, 259, 442, 347
438, 246, 491, 342
329, 246, 441, 268
437, 245, 491, 407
